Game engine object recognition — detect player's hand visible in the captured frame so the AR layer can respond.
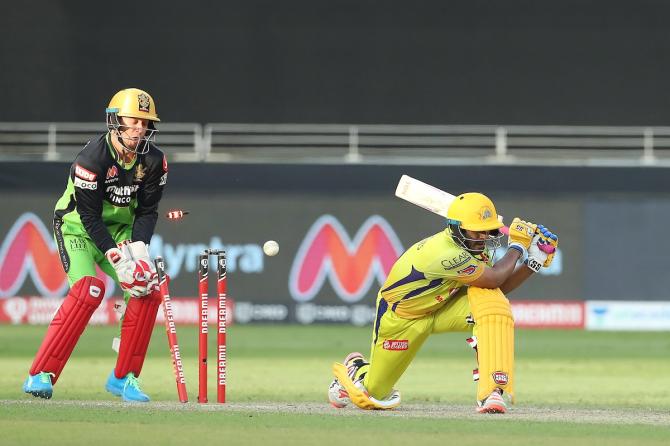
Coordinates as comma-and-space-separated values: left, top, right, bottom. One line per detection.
537, 225, 558, 268
122, 241, 159, 293
507, 218, 537, 256
105, 247, 149, 298
526, 226, 558, 272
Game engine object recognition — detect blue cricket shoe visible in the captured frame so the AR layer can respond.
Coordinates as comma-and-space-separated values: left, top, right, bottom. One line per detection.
105, 369, 150, 402
23, 372, 54, 399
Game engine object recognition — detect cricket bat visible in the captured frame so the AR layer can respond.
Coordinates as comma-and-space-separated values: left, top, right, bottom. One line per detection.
395, 175, 504, 223
395, 175, 556, 254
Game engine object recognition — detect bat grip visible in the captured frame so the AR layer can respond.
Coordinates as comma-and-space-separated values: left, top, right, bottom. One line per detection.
538, 244, 556, 254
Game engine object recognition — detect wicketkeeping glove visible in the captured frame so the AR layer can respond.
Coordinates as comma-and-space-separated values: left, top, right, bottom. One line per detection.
507, 218, 537, 257
122, 241, 159, 293
105, 246, 150, 298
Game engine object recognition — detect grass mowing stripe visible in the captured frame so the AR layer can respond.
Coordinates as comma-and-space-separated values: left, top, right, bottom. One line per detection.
3, 325, 670, 445
1, 403, 669, 446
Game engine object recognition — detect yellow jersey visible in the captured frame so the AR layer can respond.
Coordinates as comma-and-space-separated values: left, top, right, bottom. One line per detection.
379, 229, 492, 319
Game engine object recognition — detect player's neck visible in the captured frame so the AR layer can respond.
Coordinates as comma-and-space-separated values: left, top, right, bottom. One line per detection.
110, 134, 137, 165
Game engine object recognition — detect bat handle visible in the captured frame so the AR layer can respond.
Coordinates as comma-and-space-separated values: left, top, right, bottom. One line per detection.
538, 244, 556, 254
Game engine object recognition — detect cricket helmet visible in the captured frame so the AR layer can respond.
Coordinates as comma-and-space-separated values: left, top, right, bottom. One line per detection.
106, 88, 160, 122
447, 192, 503, 231
446, 192, 504, 256
106, 88, 159, 154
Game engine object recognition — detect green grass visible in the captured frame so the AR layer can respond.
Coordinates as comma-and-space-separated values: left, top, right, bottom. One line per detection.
1, 324, 669, 445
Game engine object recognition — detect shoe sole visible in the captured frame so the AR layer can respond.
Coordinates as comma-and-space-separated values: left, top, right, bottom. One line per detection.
477, 404, 506, 414
25, 390, 52, 399
122, 397, 150, 403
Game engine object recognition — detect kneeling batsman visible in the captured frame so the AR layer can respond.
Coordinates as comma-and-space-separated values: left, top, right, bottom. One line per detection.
329, 192, 558, 413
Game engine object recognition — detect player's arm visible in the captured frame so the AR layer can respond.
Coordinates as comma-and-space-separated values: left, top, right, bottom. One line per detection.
72, 162, 116, 253
500, 225, 559, 294
467, 249, 522, 289
132, 153, 167, 244
499, 263, 533, 294
468, 218, 537, 289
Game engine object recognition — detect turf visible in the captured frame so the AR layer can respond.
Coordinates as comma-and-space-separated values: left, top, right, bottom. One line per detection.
1, 324, 669, 445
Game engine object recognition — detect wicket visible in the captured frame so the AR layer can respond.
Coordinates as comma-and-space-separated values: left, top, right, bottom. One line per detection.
154, 250, 227, 404
155, 256, 189, 403
198, 249, 227, 404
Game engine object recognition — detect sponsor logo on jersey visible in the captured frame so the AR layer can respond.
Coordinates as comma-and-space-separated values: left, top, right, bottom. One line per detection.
134, 164, 146, 182
492, 371, 508, 385
74, 176, 98, 190
106, 184, 140, 205
163, 155, 168, 172
457, 264, 478, 275
74, 164, 97, 181
159, 173, 168, 186
382, 339, 409, 351
106, 166, 118, 180
138, 93, 151, 112
441, 252, 472, 270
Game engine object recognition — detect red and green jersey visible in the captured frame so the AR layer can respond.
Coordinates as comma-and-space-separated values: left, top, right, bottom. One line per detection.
54, 133, 168, 254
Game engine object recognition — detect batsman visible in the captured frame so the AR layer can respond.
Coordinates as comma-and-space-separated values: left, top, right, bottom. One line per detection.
23, 88, 168, 402
329, 192, 558, 413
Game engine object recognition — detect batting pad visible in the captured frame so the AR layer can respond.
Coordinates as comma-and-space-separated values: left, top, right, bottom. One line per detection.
332, 363, 401, 410
114, 289, 162, 378
467, 287, 514, 402
30, 276, 105, 383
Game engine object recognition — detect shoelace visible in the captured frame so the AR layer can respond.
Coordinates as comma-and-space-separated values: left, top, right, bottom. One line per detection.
124, 373, 142, 391
39, 372, 55, 384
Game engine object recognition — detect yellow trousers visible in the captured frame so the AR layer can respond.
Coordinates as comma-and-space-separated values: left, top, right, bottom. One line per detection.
363, 289, 471, 400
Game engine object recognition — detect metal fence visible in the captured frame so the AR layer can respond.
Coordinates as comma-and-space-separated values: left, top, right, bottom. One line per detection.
2, 122, 670, 166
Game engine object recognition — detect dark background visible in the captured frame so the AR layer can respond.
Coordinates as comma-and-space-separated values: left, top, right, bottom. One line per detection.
2, 161, 670, 302
2, 2, 670, 304
2, 0, 669, 125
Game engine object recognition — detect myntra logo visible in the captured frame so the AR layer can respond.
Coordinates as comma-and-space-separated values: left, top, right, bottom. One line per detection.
289, 215, 403, 303
0, 213, 114, 297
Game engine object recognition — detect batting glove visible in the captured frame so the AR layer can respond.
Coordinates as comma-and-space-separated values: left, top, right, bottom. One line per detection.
507, 218, 537, 257
526, 226, 558, 272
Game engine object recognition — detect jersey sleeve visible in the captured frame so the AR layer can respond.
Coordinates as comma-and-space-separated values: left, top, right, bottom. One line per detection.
72, 159, 117, 253
132, 152, 167, 244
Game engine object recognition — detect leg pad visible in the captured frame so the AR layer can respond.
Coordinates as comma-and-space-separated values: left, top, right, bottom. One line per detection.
29, 276, 105, 384
467, 287, 514, 402
114, 289, 162, 378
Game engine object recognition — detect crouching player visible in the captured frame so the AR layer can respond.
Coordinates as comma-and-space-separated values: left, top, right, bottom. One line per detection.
23, 88, 169, 402
329, 192, 558, 413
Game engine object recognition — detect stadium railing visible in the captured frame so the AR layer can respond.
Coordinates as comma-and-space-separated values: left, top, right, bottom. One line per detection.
3, 122, 670, 166
0, 122, 203, 162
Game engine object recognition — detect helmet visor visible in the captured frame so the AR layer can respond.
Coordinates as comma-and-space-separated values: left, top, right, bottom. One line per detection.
106, 112, 157, 154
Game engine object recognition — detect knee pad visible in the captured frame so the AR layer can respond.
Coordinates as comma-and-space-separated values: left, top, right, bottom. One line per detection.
114, 289, 162, 378
29, 276, 105, 383
467, 287, 514, 402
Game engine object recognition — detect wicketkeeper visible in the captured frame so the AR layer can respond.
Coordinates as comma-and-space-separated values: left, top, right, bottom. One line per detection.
23, 88, 169, 402
329, 192, 558, 413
